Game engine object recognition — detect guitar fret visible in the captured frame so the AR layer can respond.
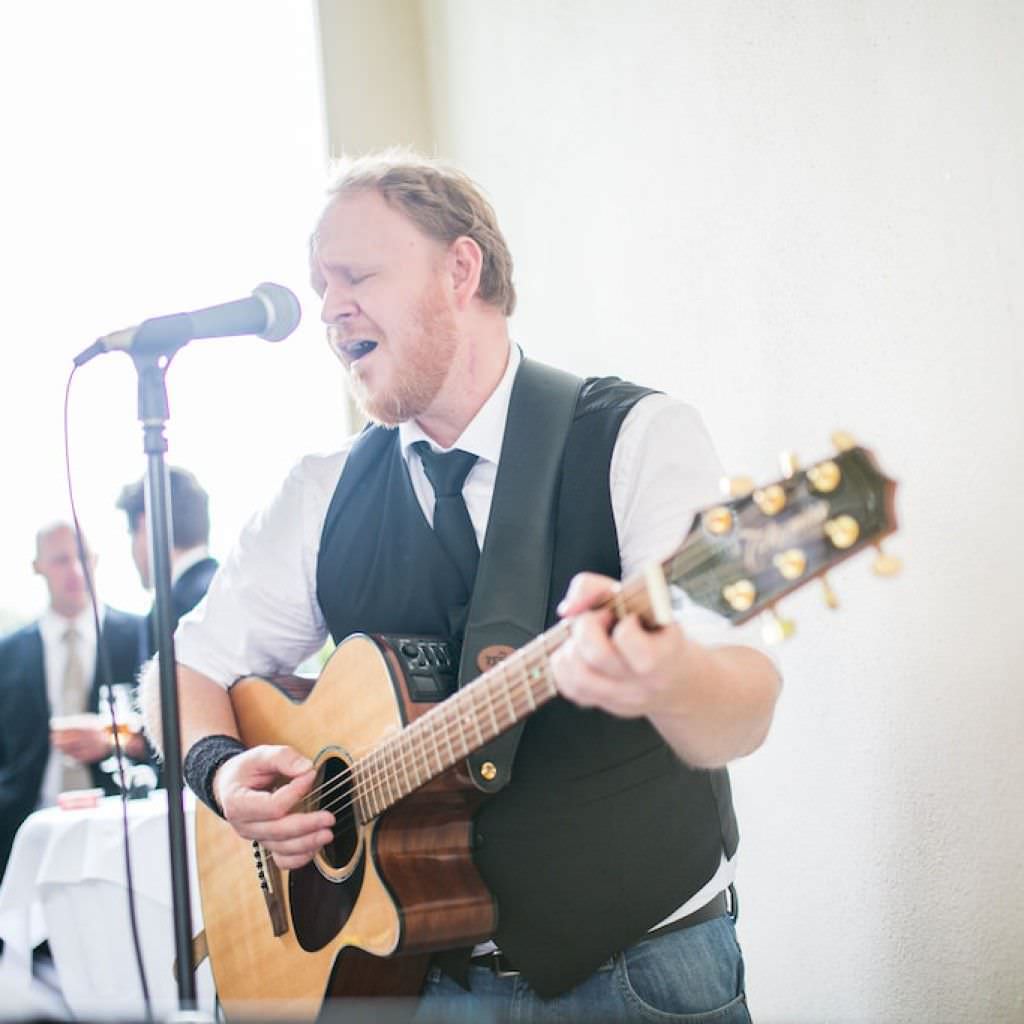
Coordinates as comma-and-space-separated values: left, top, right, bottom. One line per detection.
419, 725, 434, 780
417, 730, 429, 787
411, 729, 427, 788
398, 742, 413, 797
399, 736, 415, 795
535, 638, 558, 698
465, 690, 484, 748
500, 677, 516, 725
428, 717, 443, 774
383, 744, 398, 806
519, 660, 536, 712
377, 747, 389, 809
484, 686, 500, 739
472, 692, 485, 747
441, 707, 457, 765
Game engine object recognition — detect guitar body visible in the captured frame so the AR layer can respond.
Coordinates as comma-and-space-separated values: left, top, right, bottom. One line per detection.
195, 633, 496, 1020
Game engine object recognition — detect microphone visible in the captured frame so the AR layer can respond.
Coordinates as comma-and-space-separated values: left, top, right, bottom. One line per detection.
74, 282, 301, 366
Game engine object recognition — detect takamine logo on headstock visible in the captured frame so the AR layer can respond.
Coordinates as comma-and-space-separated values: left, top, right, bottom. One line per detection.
664, 431, 901, 643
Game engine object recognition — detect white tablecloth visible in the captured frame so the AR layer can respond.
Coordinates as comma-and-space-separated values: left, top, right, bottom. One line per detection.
0, 790, 215, 1018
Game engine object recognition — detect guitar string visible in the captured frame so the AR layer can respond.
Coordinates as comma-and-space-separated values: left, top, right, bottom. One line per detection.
292, 543, 727, 819
278, 568, 762, 851
294, 622, 564, 809
293, 569, 661, 815
305, 628, 566, 821
294, 572, 667, 823
298, 650, 564, 848
293, 586, 632, 814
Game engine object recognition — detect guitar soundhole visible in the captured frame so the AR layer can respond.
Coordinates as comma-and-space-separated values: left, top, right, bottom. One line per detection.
316, 754, 359, 871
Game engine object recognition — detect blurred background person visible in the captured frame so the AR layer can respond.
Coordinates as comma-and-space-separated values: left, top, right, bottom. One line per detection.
0, 522, 145, 882
116, 466, 218, 659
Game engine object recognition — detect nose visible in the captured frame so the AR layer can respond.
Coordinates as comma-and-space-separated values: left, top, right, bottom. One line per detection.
321, 280, 360, 324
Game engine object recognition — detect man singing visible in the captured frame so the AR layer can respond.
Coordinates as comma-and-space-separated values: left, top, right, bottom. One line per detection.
146, 153, 780, 1022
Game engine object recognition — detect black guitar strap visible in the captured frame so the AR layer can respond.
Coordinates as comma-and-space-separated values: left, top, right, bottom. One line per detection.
458, 355, 583, 793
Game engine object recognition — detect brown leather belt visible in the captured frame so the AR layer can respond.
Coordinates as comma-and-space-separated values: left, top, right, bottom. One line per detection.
469, 887, 733, 977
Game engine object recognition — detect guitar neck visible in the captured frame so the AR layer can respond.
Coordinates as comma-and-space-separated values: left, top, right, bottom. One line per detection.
353, 575, 665, 822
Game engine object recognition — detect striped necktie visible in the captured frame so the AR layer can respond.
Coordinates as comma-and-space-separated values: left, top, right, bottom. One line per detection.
60, 625, 93, 792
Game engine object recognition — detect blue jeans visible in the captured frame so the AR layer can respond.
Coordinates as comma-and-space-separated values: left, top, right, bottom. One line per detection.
412, 915, 752, 1023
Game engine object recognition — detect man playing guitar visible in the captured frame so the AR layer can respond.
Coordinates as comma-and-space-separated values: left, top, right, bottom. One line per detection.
144, 153, 781, 1023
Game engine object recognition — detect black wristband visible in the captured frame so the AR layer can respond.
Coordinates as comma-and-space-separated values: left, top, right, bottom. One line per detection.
183, 734, 246, 817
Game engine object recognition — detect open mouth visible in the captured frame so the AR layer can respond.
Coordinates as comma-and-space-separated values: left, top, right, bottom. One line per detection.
340, 339, 378, 364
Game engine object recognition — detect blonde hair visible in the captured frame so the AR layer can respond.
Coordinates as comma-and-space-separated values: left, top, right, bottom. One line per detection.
323, 150, 516, 316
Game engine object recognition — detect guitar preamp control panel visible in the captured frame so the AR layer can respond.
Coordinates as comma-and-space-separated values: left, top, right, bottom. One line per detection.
379, 635, 459, 703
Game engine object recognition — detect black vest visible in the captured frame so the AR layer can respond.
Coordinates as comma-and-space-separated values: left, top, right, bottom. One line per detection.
316, 370, 739, 997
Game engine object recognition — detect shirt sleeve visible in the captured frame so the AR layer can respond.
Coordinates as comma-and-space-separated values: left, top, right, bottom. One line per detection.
610, 393, 775, 655
174, 451, 348, 687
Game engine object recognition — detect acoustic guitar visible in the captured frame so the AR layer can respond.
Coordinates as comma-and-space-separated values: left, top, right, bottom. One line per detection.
195, 436, 898, 1018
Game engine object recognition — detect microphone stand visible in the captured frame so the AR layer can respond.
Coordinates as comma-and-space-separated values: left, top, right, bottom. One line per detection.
133, 346, 197, 1010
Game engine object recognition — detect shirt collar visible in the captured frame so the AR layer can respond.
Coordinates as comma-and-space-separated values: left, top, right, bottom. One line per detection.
399, 343, 521, 464
38, 603, 104, 643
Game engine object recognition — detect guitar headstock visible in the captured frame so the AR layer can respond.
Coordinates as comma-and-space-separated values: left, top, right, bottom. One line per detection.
664, 437, 899, 627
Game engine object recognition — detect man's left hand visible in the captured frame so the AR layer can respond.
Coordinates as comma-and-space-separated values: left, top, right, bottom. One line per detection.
550, 572, 691, 719
550, 571, 782, 768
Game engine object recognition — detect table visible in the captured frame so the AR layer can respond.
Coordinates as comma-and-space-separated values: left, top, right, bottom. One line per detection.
0, 790, 215, 1018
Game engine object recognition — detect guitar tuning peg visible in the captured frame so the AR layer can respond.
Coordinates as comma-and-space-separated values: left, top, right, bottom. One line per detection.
721, 475, 754, 499
821, 575, 840, 610
872, 543, 903, 577
831, 430, 857, 452
779, 451, 799, 478
761, 607, 797, 645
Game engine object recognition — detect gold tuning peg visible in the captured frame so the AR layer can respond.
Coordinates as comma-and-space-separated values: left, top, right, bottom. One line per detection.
831, 430, 857, 452
779, 451, 799, 479
721, 475, 755, 499
761, 607, 797, 645
872, 544, 903, 577
821, 575, 840, 610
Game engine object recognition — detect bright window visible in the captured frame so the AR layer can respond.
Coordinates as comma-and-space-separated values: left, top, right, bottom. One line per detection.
0, 2, 346, 623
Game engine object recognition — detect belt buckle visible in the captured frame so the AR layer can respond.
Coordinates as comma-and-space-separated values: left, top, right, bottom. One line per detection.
491, 952, 519, 978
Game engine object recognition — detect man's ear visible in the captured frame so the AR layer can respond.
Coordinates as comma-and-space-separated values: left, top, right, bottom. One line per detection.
448, 235, 484, 310
32, 558, 42, 577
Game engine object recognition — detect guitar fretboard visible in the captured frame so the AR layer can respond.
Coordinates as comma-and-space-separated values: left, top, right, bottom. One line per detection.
350, 572, 664, 821
353, 628, 563, 820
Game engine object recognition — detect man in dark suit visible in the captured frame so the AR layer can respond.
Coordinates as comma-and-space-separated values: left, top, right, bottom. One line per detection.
116, 466, 218, 658
0, 523, 145, 881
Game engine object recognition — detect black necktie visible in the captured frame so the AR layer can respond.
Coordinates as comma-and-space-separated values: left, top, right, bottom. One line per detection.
412, 441, 483, 987
412, 441, 480, 596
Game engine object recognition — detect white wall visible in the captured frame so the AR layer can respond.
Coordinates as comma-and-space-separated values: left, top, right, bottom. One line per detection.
411, 2, 1023, 1021
316, 0, 433, 156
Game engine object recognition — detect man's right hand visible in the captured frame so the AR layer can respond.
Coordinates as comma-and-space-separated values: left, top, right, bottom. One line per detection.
212, 745, 335, 869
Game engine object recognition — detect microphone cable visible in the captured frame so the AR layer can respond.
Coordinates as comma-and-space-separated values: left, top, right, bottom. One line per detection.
63, 364, 154, 1022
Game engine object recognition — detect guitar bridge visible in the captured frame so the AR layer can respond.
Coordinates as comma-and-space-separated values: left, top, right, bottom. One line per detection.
253, 840, 289, 937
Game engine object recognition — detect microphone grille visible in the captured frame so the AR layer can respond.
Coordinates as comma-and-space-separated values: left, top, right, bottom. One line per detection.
253, 282, 302, 343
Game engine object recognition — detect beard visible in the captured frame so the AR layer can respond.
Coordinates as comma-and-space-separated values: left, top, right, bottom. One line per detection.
348, 280, 458, 427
